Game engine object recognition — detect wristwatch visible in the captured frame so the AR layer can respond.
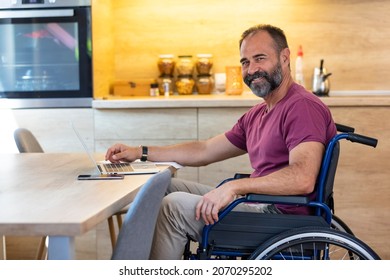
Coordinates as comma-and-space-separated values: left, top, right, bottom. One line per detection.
140, 145, 148, 162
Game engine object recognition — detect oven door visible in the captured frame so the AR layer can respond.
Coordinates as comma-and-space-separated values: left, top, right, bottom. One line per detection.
0, 7, 92, 108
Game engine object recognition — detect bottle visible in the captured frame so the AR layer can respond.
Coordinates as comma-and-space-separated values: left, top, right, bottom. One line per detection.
150, 83, 159, 97
158, 75, 174, 96
295, 45, 305, 87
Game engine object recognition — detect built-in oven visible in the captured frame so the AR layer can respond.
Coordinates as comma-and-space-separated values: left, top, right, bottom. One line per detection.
0, 0, 92, 108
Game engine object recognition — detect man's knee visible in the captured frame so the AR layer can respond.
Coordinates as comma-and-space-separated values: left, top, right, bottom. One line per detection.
166, 178, 187, 194
160, 192, 200, 223
161, 192, 191, 212
161, 192, 179, 210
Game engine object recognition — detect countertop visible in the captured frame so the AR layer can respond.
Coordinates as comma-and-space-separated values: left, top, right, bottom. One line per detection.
93, 91, 390, 109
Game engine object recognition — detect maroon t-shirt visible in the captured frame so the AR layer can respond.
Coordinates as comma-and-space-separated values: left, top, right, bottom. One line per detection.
225, 83, 337, 215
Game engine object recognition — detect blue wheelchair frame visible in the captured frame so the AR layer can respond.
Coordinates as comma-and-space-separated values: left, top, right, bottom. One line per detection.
190, 124, 378, 260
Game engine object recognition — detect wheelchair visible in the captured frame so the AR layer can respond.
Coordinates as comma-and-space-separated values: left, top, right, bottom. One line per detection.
184, 123, 381, 260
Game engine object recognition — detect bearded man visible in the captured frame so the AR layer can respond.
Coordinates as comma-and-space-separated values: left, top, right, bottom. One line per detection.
105, 24, 337, 260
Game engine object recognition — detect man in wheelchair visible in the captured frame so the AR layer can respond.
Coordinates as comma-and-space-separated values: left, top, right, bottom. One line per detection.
106, 24, 377, 260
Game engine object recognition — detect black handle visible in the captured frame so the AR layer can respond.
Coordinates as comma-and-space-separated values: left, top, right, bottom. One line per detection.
336, 123, 355, 133
347, 133, 378, 148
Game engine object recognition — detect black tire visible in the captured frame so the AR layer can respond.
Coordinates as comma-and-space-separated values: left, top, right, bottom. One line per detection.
331, 214, 354, 235
249, 227, 380, 260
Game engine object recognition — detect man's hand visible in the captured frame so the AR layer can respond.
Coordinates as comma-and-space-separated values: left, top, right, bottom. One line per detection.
195, 183, 237, 225
105, 143, 138, 163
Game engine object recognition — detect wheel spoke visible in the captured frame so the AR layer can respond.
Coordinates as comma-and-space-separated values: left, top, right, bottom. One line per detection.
249, 227, 380, 260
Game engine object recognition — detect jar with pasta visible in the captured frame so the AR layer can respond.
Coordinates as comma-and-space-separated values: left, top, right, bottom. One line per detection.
157, 54, 175, 76
176, 75, 195, 95
196, 54, 213, 75
196, 74, 214, 94
176, 55, 194, 76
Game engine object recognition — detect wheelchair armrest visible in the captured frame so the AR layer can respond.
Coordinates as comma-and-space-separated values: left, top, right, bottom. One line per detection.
216, 173, 251, 188
220, 175, 310, 205
246, 193, 310, 205
233, 173, 251, 179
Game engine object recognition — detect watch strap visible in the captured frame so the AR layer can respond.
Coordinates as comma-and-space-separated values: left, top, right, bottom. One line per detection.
140, 145, 148, 162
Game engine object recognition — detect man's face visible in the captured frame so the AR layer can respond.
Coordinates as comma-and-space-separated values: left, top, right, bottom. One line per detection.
243, 61, 283, 98
240, 31, 285, 98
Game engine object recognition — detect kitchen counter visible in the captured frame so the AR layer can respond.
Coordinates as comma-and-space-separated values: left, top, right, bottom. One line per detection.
93, 91, 390, 109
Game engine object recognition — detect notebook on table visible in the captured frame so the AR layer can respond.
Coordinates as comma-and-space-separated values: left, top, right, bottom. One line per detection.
72, 123, 160, 175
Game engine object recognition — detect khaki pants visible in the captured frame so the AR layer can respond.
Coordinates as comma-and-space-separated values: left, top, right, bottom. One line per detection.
149, 178, 279, 260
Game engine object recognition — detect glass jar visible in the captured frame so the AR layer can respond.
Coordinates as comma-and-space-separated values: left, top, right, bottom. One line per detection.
158, 75, 174, 96
196, 54, 213, 75
196, 74, 214, 94
157, 54, 175, 76
176, 75, 195, 95
176, 55, 194, 76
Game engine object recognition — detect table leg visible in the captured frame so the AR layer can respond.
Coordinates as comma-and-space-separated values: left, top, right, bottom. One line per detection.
47, 236, 75, 260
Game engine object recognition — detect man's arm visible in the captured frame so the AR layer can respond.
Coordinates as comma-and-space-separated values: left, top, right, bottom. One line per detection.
196, 141, 325, 224
231, 141, 324, 196
105, 133, 246, 167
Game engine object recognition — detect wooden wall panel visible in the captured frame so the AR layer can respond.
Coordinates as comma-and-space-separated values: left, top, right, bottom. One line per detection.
92, 0, 390, 98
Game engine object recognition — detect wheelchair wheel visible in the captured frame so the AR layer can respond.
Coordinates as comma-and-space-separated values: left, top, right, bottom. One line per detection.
331, 215, 354, 235
249, 227, 380, 260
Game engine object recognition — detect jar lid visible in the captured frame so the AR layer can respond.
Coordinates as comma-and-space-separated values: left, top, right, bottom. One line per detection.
196, 54, 212, 58
159, 74, 174, 78
178, 55, 193, 58
159, 54, 174, 58
177, 74, 193, 78
197, 74, 212, 77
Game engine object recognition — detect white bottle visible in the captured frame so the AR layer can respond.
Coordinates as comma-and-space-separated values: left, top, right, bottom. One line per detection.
295, 45, 305, 87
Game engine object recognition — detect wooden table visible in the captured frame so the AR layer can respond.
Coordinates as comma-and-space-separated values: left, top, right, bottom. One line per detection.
0, 153, 170, 260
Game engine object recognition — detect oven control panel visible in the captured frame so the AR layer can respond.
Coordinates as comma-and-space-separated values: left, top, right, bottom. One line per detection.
1, 0, 90, 9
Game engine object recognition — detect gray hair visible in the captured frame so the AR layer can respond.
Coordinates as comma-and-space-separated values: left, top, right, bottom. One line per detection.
239, 24, 289, 54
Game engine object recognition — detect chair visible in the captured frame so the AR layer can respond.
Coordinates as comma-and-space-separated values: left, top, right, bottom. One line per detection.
14, 128, 44, 153
12, 128, 47, 260
185, 124, 380, 260
107, 207, 128, 249
111, 168, 171, 260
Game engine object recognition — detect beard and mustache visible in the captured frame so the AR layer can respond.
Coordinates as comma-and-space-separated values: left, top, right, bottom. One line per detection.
243, 61, 283, 98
